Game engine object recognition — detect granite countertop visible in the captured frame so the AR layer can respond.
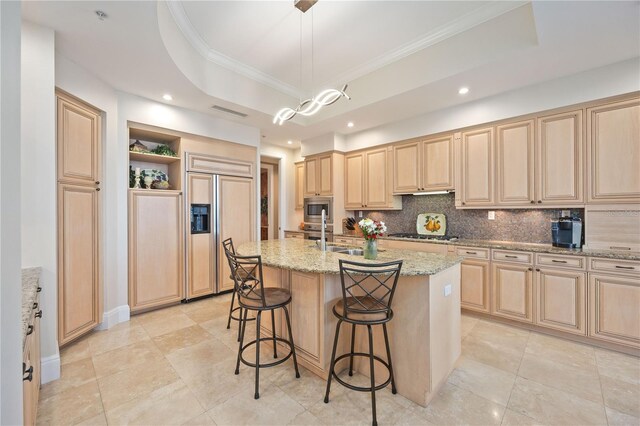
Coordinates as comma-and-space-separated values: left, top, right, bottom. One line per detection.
237, 239, 462, 276
22, 267, 41, 348
333, 234, 639, 261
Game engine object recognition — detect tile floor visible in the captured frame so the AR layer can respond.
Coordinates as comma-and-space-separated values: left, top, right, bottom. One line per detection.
37, 294, 640, 425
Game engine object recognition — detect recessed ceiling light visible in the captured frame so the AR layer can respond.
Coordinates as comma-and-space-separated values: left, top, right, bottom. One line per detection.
162, 94, 173, 101
95, 10, 107, 20
347, 122, 354, 128
287, 140, 293, 145
458, 87, 469, 95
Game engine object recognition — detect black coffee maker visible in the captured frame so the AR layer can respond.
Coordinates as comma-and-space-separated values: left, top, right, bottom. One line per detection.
551, 217, 582, 248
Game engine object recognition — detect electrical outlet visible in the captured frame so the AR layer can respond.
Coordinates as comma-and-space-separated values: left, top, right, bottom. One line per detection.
488, 211, 496, 220
444, 284, 452, 297
358, 210, 363, 218
561, 210, 570, 217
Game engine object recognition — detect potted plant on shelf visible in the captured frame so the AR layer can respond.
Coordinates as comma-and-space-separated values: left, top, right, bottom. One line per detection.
358, 218, 387, 260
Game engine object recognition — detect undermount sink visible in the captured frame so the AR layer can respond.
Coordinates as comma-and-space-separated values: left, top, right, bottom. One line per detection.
336, 248, 364, 256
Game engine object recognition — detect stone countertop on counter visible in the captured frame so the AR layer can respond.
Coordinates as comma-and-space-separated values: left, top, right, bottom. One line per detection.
333, 234, 640, 261
237, 239, 462, 276
22, 267, 41, 348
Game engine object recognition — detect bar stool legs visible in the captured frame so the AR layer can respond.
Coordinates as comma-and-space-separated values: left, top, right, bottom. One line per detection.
383, 323, 397, 394
254, 311, 262, 399
349, 323, 356, 376
367, 324, 377, 426
323, 319, 342, 403
283, 306, 301, 379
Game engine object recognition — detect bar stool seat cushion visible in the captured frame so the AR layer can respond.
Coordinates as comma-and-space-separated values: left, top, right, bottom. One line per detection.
335, 296, 388, 321
239, 287, 291, 309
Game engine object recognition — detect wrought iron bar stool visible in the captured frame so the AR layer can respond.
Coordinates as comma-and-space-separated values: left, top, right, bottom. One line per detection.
224, 248, 300, 399
324, 259, 403, 426
222, 238, 256, 341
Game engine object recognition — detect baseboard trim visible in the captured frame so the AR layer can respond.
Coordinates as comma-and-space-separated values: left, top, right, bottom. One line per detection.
95, 304, 130, 330
40, 351, 60, 384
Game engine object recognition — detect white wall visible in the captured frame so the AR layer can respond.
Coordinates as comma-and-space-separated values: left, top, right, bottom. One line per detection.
0, 2, 23, 424
346, 58, 640, 150
21, 21, 58, 383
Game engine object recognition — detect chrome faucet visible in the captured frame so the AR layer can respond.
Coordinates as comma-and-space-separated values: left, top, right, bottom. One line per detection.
320, 209, 327, 251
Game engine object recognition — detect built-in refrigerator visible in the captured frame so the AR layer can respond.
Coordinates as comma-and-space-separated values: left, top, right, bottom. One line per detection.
185, 171, 255, 299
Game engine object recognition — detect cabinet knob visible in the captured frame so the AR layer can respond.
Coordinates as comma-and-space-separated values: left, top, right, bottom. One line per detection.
530, 200, 535, 204
96, 188, 101, 191
535, 268, 540, 272
23, 363, 33, 382
462, 202, 466, 205
528, 267, 533, 271
33, 302, 38, 309
35, 310, 43, 318
26, 325, 34, 335
95, 181, 100, 185
537, 200, 542, 204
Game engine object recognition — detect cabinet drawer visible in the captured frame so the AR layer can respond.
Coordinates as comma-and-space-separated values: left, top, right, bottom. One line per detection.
334, 237, 356, 245
284, 232, 304, 239
455, 246, 490, 260
589, 258, 640, 276
493, 250, 533, 264
536, 254, 586, 270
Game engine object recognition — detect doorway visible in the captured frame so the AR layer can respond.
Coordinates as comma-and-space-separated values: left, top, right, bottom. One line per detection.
259, 157, 280, 240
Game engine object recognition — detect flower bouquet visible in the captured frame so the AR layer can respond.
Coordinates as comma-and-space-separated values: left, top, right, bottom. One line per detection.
358, 218, 387, 259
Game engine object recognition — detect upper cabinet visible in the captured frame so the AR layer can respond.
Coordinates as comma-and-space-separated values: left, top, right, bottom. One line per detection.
294, 161, 304, 210
587, 98, 640, 203
460, 127, 495, 207
345, 147, 401, 210
536, 110, 584, 204
496, 120, 535, 205
344, 152, 365, 209
392, 135, 454, 194
304, 154, 332, 196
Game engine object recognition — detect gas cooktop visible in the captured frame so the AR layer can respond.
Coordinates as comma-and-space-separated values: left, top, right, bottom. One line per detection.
387, 233, 458, 241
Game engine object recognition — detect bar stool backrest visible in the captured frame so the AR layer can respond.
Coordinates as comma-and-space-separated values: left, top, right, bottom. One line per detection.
338, 259, 403, 319
222, 237, 236, 255
224, 248, 267, 308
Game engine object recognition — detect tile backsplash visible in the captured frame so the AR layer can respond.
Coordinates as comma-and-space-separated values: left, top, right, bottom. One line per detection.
358, 194, 583, 244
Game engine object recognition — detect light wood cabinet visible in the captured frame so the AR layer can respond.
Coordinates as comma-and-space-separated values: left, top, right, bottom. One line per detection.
260, 266, 284, 339
491, 262, 533, 323
535, 268, 586, 335
295, 162, 304, 210
284, 231, 304, 239
57, 184, 101, 344
460, 127, 494, 206
588, 272, 640, 348
289, 270, 322, 361
186, 173, 215, 299
496, 120, 535, 205
129, 190, 184, 312
460, 259, 491, 313
344, 152, 365, 209
345, 148, 400, 210
218, 176, 256, 292
587, 98, 640, 203
23, 293, 41, 426
536, 110, 584, 204
304, 154, 333, 196
392, 135, 454, 193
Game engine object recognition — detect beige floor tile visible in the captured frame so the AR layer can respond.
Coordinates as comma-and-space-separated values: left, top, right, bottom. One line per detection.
37, 380, 103, 426
462, 324, 529, 374
105, 380, 204, 425
206, 382, 306, 425
60, 337, 91, 365
166, 339, 236, 381
153, 324, 214, 354
141, 312, 198, 338
181, 297, 223, 314
508, 377, 607, 425
287, 410, 324, 425
500, 408, 545, 425
92, 340, 164, 378
517, 353, 603, 404
134, 304, 184, 324
39, 357, 96, 400
98, 357, 181, 411
595, 349, 640, 386
185, 304, 229, 324
461, 314, 479, 339
181, 412, 217, 426
600, 375, 640, 418
524, 332, 596, 370
411, 382, 505, 425
270, 364, 329, 409
393, 406, 438, 425
605, 406, 640, 426
308, 391, 380, 426
447, 355, 516, 406
74, 411, 108, 426
87, 325, 150, 356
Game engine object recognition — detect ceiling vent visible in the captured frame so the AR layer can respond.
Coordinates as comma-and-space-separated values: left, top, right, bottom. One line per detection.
210, 105, 248, 118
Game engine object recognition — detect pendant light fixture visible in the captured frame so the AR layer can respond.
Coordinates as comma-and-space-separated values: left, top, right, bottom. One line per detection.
273, 1, 350, 125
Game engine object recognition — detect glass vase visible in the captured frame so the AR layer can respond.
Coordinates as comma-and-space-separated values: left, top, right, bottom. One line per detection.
364, 239, 378, 260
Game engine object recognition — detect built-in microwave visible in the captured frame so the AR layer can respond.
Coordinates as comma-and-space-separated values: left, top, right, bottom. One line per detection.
303, 196, 333, 224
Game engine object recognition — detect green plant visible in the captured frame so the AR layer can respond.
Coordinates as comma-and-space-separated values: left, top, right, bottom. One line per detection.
151, 144, 177, 157
129, 167, 146, 188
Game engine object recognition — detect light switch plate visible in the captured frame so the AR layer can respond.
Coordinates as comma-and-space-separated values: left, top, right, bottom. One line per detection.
444, 284, 452, 296
359, 210, 363, 218
488, 211, 496, 220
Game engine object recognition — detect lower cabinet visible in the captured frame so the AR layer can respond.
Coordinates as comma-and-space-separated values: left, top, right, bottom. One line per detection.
259, 267, 284, 339
535, 268, 586, 335
491, 263, 534, 323
588, 273, 640, 348
23, 297, 41, 426
460, 259, 491, 313
289, 271, 322, 362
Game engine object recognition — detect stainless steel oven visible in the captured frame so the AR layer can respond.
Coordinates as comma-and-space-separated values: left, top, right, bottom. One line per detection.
302, 223, 334, 242
303, 197, 333, 224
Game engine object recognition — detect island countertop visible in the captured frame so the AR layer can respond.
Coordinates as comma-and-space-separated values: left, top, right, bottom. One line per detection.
236, 238, 462, 276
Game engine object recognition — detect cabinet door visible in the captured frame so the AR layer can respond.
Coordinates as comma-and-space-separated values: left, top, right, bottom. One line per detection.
588, 273, 640, 348
536, 268, 586, 335
318, 155, 333, 196
295, 162, 304, 210
344, 152, 365, 209
537, 110, 584, 204
56, 94, 101, 185
129, 191, 183, 312
460, 260, 490, 313
491, 263, 533, 323
304, 157, 318, 196
392, 141, 421, 193
461, 127, 494, 206
187, 174, 215, 299
58, 184, 101, 345
23, 338, 35, 426
422, 136, 454, 191
289, 271, 322, 361
218, 176, 256, 292
365, 148, 389, 208
496, 120, 535, 205
587, 98, 640, 203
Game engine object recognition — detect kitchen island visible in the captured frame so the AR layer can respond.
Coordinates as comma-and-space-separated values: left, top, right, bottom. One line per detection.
237, 238, 463, 407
